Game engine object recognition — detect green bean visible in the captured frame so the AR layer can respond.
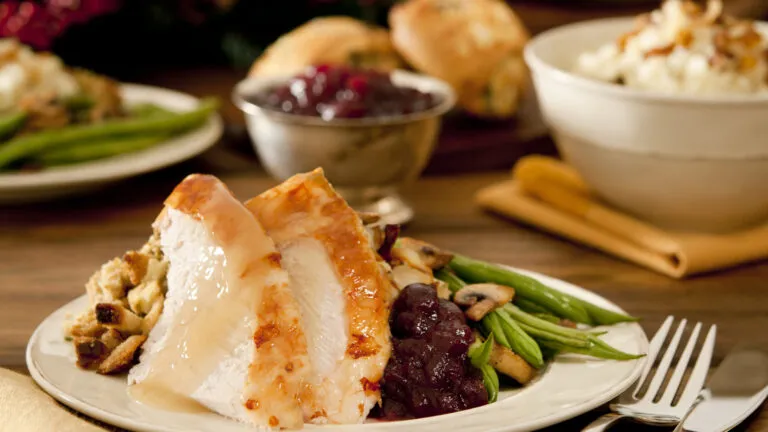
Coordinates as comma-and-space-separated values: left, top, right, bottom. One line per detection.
588, 336, 645, 361
37, 134, 168, 165
502, 305, 641, 360
514, 298, 553, 315
576, 299, 640, 326
514, 319, 590, 348
0, 98, 218, 168
532, 313, 562, 324
63, 95, 94, 111
450, 254, 638, 325
0, 111, 26, 139
540, 345, 559, 361
493, 310, 544, 369
449, 254, 592, 324
537, 339, 644, 361
129, 103, 176, 118
434, 268, 466, 294
469, 333, 494, 369
482, 313, 510, 349
503, 304, 591, 341
479, 364, 499, 403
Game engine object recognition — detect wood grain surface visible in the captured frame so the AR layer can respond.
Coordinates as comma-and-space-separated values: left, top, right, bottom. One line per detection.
2, 146, 767, 430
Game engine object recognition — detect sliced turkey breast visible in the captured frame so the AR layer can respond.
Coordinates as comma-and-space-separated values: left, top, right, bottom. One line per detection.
246, 168, 396, 425
128, 174, 312, 430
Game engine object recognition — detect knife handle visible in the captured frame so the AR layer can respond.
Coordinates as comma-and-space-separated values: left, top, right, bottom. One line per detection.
582, 413, 627, 432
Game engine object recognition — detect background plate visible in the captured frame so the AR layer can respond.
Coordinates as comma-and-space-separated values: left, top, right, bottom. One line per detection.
0, 83, 223, 204
27, 267, 647, 432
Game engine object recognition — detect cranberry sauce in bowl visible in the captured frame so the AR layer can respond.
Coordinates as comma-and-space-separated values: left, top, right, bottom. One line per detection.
374, 283, 488, 420
232, 66, 454, 225
246, 65, 444, 122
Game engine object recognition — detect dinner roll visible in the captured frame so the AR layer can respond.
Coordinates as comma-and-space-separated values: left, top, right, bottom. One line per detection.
389, 0, 530, 118
249, 16, 405, 78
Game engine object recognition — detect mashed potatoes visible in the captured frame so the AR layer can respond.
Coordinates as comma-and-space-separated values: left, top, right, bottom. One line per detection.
574, 0, 768, 95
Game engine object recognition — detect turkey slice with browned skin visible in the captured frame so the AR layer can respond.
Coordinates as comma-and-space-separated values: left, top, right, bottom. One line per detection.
246, 168, 397, 424
128, 174, 312, 430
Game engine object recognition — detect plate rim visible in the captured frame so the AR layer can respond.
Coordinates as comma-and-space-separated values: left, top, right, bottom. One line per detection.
0, 83, 223, 191
27, 266, 648, 432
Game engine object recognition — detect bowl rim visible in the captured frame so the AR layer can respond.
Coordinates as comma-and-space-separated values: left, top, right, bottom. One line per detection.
231, 68, 457, 127
524, 17, 768, 106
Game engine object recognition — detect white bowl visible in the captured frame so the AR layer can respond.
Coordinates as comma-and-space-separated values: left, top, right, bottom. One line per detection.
524, 17, 768, 233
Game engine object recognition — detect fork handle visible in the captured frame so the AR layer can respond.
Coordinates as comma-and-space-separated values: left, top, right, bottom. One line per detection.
581, 413, 628, 432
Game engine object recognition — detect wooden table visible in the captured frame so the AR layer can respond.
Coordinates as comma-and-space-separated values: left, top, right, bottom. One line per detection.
2, 68, 768, 430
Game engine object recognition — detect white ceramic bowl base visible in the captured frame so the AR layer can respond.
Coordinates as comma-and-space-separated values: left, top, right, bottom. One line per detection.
28, 268, 647, 432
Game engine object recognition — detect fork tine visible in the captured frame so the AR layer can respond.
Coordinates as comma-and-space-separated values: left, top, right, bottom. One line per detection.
633, 316, 674, 397
643, 319, 687, 402
677, 324, 717, 409
658, 322, 702, 405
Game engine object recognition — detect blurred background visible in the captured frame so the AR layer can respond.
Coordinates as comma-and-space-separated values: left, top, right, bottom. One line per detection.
8, 0, 762, 176
10, 0, 768, 79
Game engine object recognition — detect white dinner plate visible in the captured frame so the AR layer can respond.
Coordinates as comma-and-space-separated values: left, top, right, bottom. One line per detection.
0, 83, 223, 204
27, 268, 648, 432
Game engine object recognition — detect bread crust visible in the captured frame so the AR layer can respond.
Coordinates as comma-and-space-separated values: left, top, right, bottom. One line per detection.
249, 16, 404, 78
389, 0, 530, 117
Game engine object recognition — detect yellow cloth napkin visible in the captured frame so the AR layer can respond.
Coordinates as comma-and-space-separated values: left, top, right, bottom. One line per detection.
0, 368, 106, 432
475, 156, 768, 278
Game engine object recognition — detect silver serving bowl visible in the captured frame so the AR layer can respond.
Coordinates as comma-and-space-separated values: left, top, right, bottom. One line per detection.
233, 70, 456, 225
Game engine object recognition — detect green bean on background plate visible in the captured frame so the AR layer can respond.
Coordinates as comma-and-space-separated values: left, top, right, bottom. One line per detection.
128, 103, 176, 118
0, 111, 27, 139
0, 98, 218, 169
36, 134, 170, 166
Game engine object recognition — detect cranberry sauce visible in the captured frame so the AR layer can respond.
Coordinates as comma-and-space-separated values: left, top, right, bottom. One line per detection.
376, 283, 488, 420
252, 65, 439, 120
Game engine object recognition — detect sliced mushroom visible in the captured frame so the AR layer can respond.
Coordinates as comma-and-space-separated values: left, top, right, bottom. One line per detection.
391, 246, 432, 274
357, 212, 381, 225
435, 280, 452, 300
390, 264, 434, 290
365, 224, 386, 252
489, 344, 536, 385
395, 237, 454, 270
453, 283, 515, 321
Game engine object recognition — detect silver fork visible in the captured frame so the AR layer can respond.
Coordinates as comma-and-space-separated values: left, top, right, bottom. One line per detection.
582, 316, 717, 431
